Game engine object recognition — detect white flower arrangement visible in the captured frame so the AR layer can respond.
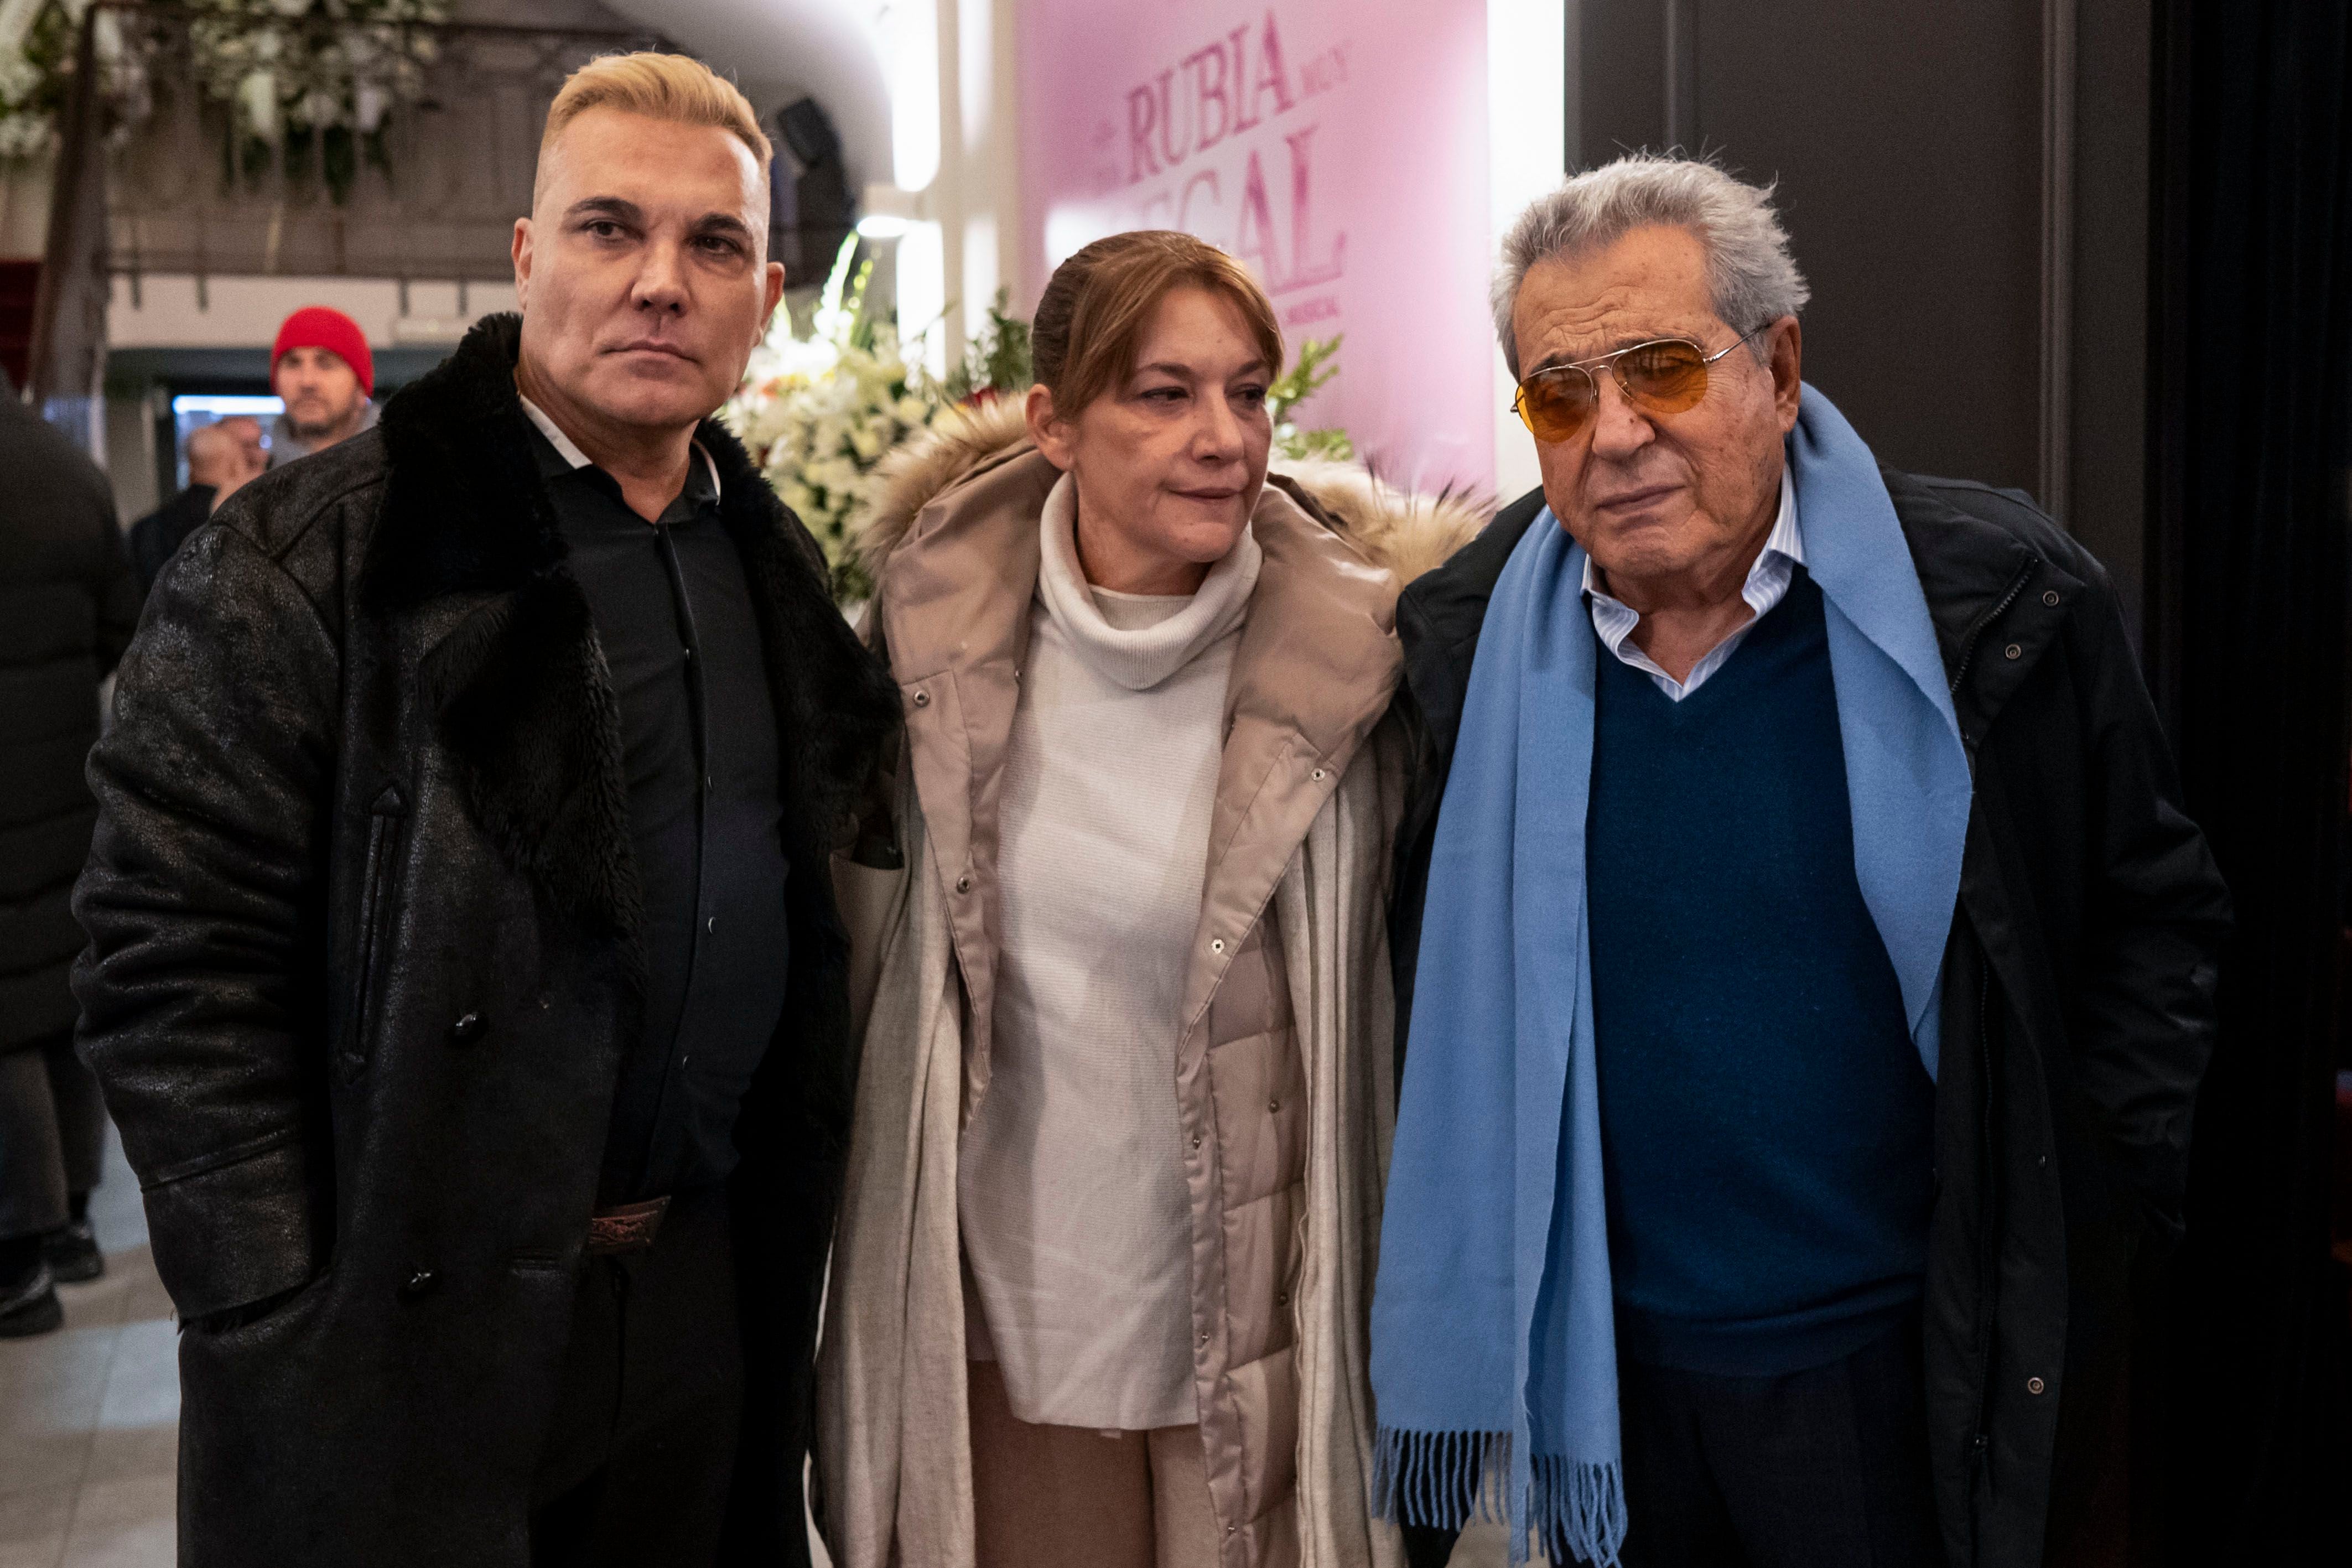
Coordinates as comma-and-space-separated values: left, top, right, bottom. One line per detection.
724, 237, 948, 604
187, 0, 446, 200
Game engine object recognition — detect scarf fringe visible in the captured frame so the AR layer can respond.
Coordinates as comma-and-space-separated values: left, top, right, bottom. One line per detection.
1371, 1425, 1511, 1531
1529, 1453, 1628, 1568
1373, 1429, 1626, 1566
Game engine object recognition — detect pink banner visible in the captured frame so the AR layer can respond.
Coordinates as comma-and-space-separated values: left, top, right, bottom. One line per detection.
1017, 1, 1496, 492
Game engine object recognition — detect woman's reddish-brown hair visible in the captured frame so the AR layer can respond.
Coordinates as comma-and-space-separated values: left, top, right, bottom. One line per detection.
1031, 231, 1284, 416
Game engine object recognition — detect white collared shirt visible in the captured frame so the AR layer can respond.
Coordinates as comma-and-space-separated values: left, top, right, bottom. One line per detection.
516, 392, 723, 503
1583, 469, 1802, 700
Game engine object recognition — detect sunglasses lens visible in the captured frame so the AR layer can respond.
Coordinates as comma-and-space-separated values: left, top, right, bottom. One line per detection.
1517, 370, 1597, 443
1619, 340, 1711, 413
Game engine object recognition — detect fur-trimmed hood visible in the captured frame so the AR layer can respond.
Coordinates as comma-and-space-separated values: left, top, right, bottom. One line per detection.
848, 396, 1489, 590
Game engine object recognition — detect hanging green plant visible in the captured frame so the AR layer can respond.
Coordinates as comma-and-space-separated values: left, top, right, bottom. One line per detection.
0, 0, 146, 164
189, 0, 446, 205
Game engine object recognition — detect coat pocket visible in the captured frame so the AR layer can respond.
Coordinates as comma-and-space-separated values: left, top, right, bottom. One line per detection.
341, 785, 409, 1082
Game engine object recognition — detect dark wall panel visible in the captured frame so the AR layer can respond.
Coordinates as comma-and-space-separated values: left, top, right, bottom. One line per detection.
2069, 0, 2153, 634
1579, 0, 2047, 499
1697, 0, 2045, 494
1580, 0, 1665, 162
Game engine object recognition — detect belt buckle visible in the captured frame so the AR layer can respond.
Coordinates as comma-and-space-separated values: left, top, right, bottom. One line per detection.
585, 1195, 670, 1256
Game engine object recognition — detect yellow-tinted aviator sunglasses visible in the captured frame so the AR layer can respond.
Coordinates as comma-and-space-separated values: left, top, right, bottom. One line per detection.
1511, 324, 1768, 444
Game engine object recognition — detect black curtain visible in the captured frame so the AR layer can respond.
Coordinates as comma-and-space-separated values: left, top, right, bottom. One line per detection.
2140, 2, 2352, 1562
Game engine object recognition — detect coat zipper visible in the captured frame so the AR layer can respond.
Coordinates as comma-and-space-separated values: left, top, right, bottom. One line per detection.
342, 786, 408, 1081
1948, 556, 2041, 697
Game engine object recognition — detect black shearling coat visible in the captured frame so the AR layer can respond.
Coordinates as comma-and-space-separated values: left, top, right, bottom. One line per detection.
70, 316, 899, 1567
1388, 474, 2232, 1568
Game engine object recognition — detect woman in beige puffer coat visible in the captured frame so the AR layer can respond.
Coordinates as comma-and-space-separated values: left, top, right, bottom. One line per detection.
817, 231, 1479, 1568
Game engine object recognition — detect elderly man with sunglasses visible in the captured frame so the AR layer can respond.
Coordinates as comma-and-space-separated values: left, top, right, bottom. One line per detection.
1369, 155, 2229, 1568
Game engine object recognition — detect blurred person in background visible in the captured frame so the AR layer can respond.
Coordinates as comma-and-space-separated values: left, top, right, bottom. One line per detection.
0, 371, 137, 1338
227, 412, 266, 471
268, 304, 378, 464
1373, 155, 2232, 1568
817, 230, 1479, 1568
127, 414, 267, 594
71, 51, 894, 1567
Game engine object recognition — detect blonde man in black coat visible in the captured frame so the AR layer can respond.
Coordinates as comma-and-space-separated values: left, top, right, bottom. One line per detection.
71, 55, 895, 1566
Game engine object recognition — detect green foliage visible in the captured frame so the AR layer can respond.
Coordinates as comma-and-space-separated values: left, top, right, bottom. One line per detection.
1270, 334, 1353, 463
1268, 334, 1340, 424
939, 288, 1035, 406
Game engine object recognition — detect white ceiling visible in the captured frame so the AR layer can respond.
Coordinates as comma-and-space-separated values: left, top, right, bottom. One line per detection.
600, 0, 895, 195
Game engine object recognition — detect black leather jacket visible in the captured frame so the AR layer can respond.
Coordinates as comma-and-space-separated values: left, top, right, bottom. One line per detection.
1387, 473, 2230, 1568
71, 316, 899, 1567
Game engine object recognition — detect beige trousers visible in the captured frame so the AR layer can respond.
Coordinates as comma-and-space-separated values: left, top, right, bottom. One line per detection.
968, 1359, 1223, 1568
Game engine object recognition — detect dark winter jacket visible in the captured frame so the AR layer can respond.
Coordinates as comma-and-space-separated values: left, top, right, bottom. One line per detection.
127, 483, 215, 595
1388, 475, 2231, 1568
0, 390, 132, 1052
70, 315, 900, 1567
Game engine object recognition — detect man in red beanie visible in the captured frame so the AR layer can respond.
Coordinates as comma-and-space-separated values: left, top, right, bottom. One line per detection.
269, 304, 377, 465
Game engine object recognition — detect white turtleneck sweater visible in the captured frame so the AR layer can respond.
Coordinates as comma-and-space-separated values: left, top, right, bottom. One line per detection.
957, 473, 1263, 1431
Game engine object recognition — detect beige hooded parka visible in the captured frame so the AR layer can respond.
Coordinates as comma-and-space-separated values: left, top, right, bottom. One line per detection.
817, 402, 1481, 1568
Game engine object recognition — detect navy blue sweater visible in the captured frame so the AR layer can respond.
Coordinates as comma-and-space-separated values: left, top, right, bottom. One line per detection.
1586, 570, 1937, 1377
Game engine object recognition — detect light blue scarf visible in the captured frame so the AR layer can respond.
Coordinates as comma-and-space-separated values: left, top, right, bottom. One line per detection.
1369, 388, 1972, 1565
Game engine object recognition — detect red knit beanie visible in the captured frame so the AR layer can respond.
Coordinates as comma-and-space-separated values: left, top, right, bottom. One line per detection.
272, 306, 375, 398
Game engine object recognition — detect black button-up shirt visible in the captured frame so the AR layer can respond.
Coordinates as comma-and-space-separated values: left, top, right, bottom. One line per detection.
526, 416, 792, 1203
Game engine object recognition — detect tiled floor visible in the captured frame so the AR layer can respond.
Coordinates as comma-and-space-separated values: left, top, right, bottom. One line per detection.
0, 1128, 1513, 1568
0, 1125, 177, 1568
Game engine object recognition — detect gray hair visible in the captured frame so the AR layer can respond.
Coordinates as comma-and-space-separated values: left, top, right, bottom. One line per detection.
1493, 154, 1811, 376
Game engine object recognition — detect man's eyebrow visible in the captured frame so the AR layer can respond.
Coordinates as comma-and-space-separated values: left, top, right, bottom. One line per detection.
1524, 333, 1689, 376
690, 212, 756, 238
565, 196, 643, 225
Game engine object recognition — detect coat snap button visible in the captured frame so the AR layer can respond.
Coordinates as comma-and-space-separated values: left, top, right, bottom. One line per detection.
1268, 1098, 1280, 1113
2027, 1376, 2046, 1395
1198, 1331, 1210, 1346
956, 874, 972, 894
1311, 768, 1326, 782
1210, 938, 1226, 954
2004, 642, 2023, 660
2042, 590, 2060, 606
910, 688, 930, 708
448, 1012, 487, 1045
399, 1269, 439, 1300
1191, 1135, 1203, 1151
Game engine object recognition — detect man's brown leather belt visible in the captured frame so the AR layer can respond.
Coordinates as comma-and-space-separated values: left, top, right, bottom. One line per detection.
586, 1196, 670, 1256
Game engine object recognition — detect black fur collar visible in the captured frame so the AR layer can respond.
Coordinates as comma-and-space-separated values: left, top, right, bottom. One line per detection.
366, 312, 562, 609
365, 313, 901, 943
